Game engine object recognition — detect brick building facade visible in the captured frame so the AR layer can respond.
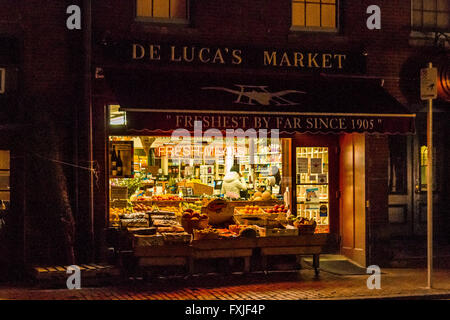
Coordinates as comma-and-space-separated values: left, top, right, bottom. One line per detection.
0, 1, 448, 277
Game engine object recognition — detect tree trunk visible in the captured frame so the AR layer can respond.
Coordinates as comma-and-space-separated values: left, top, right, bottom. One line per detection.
29, 112, 76, 265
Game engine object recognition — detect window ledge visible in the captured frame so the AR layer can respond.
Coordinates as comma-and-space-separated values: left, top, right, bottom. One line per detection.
135, 17, 190, 26
131, 19, 199, 37
290, 26, 339, 33
288, 28, 348, 45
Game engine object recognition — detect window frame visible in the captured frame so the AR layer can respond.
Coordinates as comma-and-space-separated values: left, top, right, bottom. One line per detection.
135, 0, 191, 26
290, 0, 340, 33
411, 0, 450, 33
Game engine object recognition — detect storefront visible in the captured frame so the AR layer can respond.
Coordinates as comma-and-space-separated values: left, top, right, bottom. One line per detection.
0, 37, 25, 278
93, 41, 415, 272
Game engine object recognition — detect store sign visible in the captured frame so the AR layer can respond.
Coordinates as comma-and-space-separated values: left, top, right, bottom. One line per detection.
172, 113, 380, 131
124, 111, 415, 135
156, 144, 248, 159
107, 41, 366, 74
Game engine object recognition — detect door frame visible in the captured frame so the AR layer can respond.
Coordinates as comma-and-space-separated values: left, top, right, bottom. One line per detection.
291, 133, 340, 245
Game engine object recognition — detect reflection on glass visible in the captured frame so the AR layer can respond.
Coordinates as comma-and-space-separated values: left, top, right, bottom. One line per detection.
296, 147, 329, 233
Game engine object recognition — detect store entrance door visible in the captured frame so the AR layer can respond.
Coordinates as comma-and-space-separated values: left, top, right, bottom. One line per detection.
339, 134, 367, 267
293, 134, 339, 248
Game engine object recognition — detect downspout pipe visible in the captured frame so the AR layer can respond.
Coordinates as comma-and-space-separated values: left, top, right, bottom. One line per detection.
82, 0, 94, 262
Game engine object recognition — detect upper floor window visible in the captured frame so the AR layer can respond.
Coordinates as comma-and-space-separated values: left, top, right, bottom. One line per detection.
412, 0, 450, 32
291, 0, 337, 31
136, 0, 189, 23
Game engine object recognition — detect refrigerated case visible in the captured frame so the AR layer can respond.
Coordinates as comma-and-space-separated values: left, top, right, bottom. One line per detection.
296, 147, 330, 233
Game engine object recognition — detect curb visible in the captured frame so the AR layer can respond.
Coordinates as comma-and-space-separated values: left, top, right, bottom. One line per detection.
322, 292, 450, 300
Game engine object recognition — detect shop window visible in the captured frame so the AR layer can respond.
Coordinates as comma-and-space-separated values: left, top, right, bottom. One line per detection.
419, 145, 428, 191
136, 0, 189, 23
109, 105, 127, 126
388, 136, 407, 194
291, 0, 337, 31
419, 144, 439, 192
412, 0, 450, 32
108, 135, 290, 227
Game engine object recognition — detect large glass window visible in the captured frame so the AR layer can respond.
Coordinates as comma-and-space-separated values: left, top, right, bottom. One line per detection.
108, 135, 289, 227
109, 105, 127, 126
136, 0, 189, 22
292, 0, 337, 30
412, 0, 450, 32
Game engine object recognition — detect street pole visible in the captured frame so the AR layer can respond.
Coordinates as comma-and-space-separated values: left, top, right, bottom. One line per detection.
426, 62, 433, 289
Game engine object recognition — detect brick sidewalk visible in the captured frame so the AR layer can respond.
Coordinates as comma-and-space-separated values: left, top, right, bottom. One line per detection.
1, 268, 449, 300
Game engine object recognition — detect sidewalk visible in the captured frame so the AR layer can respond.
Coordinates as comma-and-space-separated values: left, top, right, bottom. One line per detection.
1, 267, 449, 300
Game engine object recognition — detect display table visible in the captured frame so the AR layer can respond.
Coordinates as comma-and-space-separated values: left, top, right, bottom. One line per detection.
257, 234, 326, 276
134, 245, 192, 268
132, 234, 327, 276
190, 238, 257, 274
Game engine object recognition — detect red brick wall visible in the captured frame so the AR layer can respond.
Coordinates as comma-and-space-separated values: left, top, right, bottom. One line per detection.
0, 0, 88, 265
1, 0, 445, 266
91, 0, 422, 260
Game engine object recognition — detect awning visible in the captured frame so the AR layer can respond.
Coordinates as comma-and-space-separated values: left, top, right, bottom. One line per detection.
104, 68, 415, 135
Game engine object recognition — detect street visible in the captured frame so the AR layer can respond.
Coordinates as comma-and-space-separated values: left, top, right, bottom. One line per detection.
1, 268, 450, 300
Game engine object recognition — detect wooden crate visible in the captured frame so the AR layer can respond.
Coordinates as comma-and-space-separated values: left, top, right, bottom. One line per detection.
186, 182, 214, 196
31, 264, 121, 287
259, 225, 299, 237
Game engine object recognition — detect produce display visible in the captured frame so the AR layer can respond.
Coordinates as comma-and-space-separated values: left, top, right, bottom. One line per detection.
109, 207, 126, 222
264, 204, 289, 214
181, 201, 203, 213
249, 190, 273, 201
133, 203, 153, 212
135, 194, 184, 201
290, 216, 316, 226
151, 195, 183, 201
181, 208, 209, 233
235, 205, 265, 215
